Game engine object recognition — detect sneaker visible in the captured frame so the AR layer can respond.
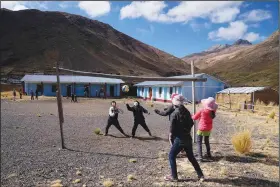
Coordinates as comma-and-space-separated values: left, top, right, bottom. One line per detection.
164, 175, 178, 182
198, 176, 205, 182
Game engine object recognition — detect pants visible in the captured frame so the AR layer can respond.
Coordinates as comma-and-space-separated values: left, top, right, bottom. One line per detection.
197, 135, 211, 158
105, 118, 125, 135
132, 120, 150, 137
31, 95, 34, 100
20, 94, 22, 99
169, 137, 203, 179
36, 94, 38, 100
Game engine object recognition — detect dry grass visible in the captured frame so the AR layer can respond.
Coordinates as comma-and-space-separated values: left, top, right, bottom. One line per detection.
127, 174, 136, 182
72, 179, 81, 184
231, 130, 252, 154
102, 179, 114, 187
51, 179, 63, 187
268, 111, 276, 119
129, 159, 137, 163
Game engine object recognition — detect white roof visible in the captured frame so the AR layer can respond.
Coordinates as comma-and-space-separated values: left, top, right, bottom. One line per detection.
217, 87, 267, 94
21, 75, 124, 84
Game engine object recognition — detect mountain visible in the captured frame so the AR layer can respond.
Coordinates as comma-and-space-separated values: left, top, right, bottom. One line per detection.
0, 9, 191, 78
182, 31, 279, 88
181, 39, 252, 69
233, 39, 252, 46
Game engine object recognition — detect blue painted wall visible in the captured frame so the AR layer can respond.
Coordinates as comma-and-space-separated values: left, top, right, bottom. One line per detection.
75, 84, 85, 96
25, 83, 44, 96
90, 84, 101, 97
43, 83, 56, 96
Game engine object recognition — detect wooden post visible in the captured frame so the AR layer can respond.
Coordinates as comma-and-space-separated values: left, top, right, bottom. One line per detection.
252, 91, 255, 112
228, 90, 231, 109
191, 61, 196, 143
56, 61, 65, 149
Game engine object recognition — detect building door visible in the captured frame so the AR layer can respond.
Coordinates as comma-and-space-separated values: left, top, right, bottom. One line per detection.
36, 84, 43, 95
110, 86, 114, 97
67, 85, 71, 97
149, 87, 152, 100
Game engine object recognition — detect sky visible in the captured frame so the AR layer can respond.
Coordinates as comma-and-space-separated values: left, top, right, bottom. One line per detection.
1, 1, 279, 58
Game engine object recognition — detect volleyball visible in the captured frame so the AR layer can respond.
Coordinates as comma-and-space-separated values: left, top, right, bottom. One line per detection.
122, 85, 129, 93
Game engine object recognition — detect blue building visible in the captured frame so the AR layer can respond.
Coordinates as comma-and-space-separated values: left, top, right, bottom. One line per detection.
21, 75, 124, 97
135, 73, 228, 103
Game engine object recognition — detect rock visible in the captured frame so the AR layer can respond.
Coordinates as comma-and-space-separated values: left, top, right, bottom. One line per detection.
76, 170, 82, 176
51, 180, 62, 184
7, 173, 17, 179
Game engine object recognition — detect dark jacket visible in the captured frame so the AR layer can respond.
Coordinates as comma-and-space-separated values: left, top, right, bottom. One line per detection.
155, 104, 175, 121
126, 104, 148, 121
170, 106, 194, 145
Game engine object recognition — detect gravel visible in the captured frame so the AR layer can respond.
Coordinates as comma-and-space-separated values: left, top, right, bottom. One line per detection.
1, 99, 278, 187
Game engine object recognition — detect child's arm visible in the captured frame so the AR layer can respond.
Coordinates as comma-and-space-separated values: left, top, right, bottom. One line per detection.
142, 107, 149, 114
117, 108, 124, 114
192, 110, 202, 120
109, 107, 115, 117
154, 105, 174, 116
126, 104, 134, 112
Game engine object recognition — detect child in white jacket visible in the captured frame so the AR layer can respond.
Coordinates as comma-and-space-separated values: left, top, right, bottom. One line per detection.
104, 101, 129, 137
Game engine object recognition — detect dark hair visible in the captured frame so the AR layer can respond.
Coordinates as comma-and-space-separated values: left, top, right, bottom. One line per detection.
111, 101, 116, 105
210, 111, 216, 119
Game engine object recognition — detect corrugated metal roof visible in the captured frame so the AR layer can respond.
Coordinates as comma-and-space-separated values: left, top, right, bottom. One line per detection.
134, 74, 205, 87
134, 81, 183, 87
21, 75, 124, 84
217, 87, 267, 94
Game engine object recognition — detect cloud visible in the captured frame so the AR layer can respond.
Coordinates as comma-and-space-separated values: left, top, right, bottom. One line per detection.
208, 21, 248, 41
244, 32, 266, 42
136, 25, 155, 35
120, 2, 170, 22
1, 1, 49, 11
249, 23, 260, 28
120, 1, 243, 24
239, 9, 272, 22
59, 2, 70, 9
190, 21, 211, 32
78, 1, 111, 18
1, 1, 28, 11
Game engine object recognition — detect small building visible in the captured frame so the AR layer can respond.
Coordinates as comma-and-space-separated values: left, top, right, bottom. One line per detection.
21, 75, 124, 97
135, 73, 227, 103
216, 87, 279, 106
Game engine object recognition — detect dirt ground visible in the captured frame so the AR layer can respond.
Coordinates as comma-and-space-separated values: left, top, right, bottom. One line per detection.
1, 97, 279, 187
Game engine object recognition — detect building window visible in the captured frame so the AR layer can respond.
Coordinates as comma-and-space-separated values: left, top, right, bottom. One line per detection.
52, 84, 57, 92
169, 87, 173, 96
159, 87, 162, 97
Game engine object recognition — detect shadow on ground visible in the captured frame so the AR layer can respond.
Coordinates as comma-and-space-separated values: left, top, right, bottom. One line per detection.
63, 147, 157, 160
207, 176, 279, 187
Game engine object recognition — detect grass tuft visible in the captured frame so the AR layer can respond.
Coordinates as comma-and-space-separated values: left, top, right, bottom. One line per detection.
102, 179, 114, 187
268, 111, 276, 119
231, 130, 252, 155
127, 174, 136, 182
129, 159, 137, 163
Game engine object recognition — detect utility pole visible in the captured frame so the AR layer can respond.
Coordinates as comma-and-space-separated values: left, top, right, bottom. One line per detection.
56, 61, 65, 149
191, 61, 196, 143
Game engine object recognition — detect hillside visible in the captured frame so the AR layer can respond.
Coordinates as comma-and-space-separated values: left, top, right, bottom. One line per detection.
182, 40, 252, 69
0, 9, 191, 78
182, 31, 279, 88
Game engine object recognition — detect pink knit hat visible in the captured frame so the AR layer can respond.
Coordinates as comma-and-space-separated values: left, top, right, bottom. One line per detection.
172, 94, 185, 106
201, 97, 218, 111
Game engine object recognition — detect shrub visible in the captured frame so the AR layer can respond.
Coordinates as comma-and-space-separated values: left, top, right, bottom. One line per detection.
103, 179, 114, 187
94, 128, 101, 135
268, 111, 276, 119
231, 130, 252, 154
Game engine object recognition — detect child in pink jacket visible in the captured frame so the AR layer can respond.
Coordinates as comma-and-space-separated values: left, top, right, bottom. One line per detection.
192, 97, 218, 161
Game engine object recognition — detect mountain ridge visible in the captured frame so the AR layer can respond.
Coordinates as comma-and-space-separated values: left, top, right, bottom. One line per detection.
0, 8, 192, 78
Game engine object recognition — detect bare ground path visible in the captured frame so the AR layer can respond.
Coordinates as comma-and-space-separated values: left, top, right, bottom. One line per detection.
1, 98, 279, 187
